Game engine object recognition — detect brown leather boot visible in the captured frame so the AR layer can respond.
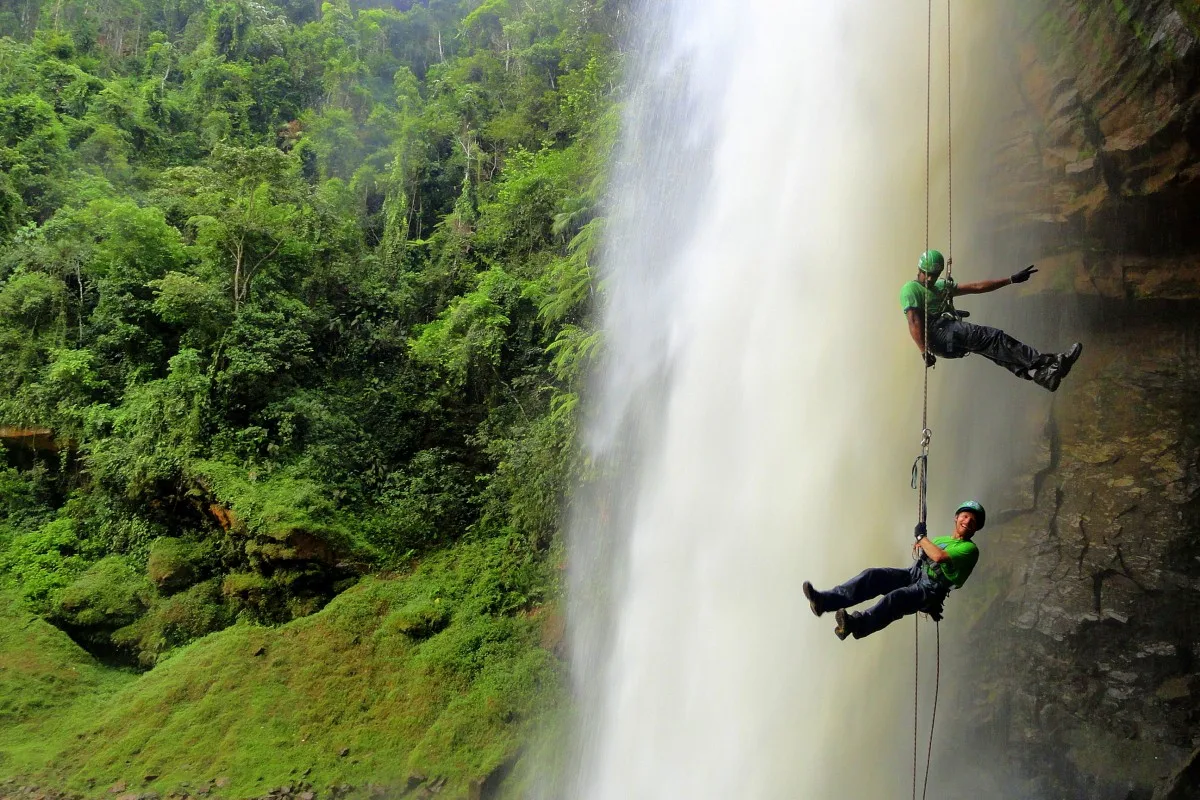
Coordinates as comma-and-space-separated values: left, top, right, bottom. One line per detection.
802, 581, 823, 617
834, 609, 856, 641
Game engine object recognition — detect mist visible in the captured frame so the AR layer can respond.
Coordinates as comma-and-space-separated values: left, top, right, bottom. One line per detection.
564, 1, 1056, 797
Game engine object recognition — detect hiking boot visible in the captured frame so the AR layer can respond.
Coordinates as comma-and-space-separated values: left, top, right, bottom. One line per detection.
802, 581, 823, 617
834, 609, 855, 641
1033, 343, 1082, 392
1057, 342, 1083, 380
1032, 361, 1062, 392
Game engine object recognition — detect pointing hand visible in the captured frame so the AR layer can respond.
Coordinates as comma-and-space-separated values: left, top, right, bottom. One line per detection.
1010, 265, 1038, 284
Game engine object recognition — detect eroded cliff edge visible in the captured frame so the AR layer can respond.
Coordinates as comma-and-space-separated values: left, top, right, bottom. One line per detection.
960, 3, 1200, 798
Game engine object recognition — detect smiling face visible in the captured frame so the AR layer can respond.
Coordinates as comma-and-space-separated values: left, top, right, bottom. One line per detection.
953, 510, 979, 539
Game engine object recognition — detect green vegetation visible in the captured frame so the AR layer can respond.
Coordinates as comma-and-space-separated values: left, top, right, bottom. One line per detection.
0, 0, 619, 791
0, 541, 565, 796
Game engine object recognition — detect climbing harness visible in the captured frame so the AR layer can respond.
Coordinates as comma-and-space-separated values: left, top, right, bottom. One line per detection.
912, 2, 951, 799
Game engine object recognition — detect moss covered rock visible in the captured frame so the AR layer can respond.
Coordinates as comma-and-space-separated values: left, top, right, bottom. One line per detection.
112, 580, 232, 666
53, 556, 152, 633
220, 571, 269, 603
386, 598, 452, 640
146, 537, 212, 593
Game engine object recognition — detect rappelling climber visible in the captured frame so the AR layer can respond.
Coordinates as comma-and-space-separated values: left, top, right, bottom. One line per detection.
801, 501, 984, 640
902, 250, 1083, 392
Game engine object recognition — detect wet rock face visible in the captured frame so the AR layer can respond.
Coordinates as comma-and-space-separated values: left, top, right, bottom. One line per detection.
971, 3, 1200, 796
962, 314, 1200, 798
996, 1, 1200, 298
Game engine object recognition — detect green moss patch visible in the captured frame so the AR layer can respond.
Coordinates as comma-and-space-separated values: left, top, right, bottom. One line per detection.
0, 590, 136, 768
0, 538, 564, 798
146, 537, 213, 592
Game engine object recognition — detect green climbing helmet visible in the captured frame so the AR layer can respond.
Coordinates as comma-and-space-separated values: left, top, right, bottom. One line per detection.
954, 500, 986, 530
918, 249, 945, 277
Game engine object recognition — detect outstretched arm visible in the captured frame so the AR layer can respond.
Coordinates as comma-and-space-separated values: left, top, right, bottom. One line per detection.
951, 265, 1038, 296
952, 277, 1012, 296
905, 308, 926, 352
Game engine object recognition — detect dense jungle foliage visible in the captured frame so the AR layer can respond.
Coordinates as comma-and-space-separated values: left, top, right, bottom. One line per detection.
0, 0, 619, 673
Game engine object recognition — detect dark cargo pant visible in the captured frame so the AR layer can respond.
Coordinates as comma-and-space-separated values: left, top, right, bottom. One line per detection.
815, 562, 948, 639
929, 319, 1053, 381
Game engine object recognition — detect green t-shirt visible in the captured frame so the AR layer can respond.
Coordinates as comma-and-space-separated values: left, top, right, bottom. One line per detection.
925, 536, 979, 589
900, 278, 956, 318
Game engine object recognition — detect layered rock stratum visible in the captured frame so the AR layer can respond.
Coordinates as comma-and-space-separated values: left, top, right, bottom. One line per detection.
961, 3, 1200, 797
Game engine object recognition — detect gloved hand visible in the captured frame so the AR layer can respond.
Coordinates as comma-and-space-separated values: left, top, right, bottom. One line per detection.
914, 522, 927, 540
1010, 264, 1038, 284
922, 351, 936, 368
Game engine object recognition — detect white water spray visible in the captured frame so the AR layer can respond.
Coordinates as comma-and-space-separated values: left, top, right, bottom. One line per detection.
568, 2, 1000, 797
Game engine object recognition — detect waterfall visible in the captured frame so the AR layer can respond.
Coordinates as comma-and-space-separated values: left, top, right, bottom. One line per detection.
567, 1, 999, 797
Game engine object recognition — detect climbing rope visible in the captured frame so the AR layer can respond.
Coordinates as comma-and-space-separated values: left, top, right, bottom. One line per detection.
913, 1, 950, 798
921, 622, 942, 800
918, 0, 934, 528
945, 0, 953, 282
912, 3, 933, 797
920, 16, 953, 799
912, 613, 920, 800
923, 0, 931, 259
927, 4, 953, 786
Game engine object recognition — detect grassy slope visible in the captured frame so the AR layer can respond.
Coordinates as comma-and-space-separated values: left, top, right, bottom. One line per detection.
0, 539, 565, 799
0, 592, 137, 773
